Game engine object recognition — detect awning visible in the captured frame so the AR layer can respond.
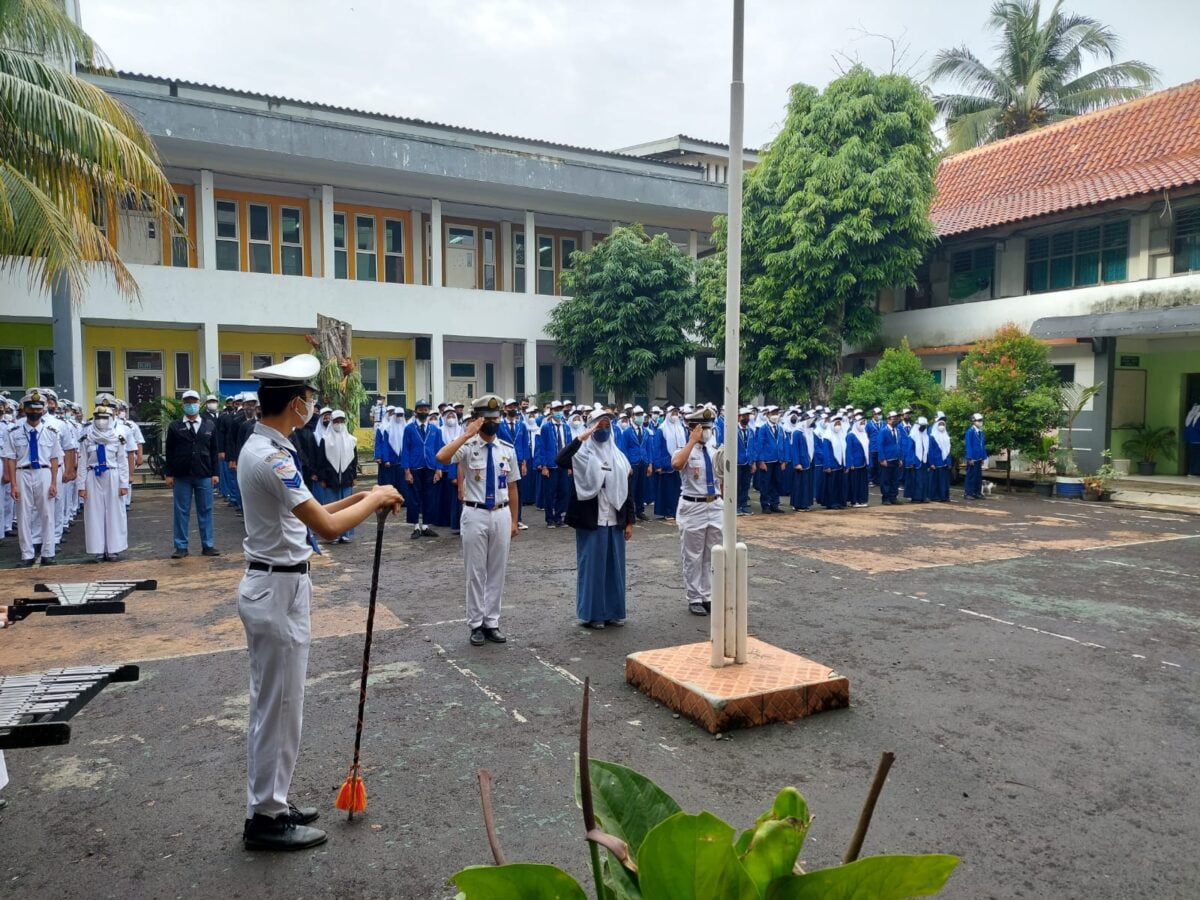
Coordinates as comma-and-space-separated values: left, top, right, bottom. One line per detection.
1030, 306, 1200, 339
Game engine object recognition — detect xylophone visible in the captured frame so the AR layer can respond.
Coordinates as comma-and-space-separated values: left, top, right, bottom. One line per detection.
5, 580, 157, 623
0, 665, 140, 748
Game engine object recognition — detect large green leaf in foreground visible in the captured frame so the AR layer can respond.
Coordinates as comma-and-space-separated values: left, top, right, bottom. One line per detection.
637, 812, 759, 900
766, 854, 960, 900
575, 757, 682, 858
451, 863, 587, 900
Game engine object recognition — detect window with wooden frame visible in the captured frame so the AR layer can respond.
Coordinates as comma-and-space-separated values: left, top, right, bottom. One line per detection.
513, 231, 526, 292
331, 206, 412, 283
482, 228, 497, 290
384, 218, 406, 283
215, 199, 240, 271
537, 234, 555, 295
355, 215, 377, 281
333, 213, 348, 279
213, 192, 311, 276
165, 185, 196, 268
247, 203, 272, 273
1174, 206, 1200, 274
1026, 221, 1128, 293
219, 353, 242, 380
279, 206, 304, 276
94, 349, 114, 392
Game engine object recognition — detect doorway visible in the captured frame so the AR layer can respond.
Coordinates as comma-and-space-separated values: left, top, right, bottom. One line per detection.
447, 361, 477, 405
445, 225, 478, 289
124, 349, 164, 415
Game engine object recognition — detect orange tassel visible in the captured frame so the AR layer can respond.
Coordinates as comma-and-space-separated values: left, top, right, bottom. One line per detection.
335, 768, 367, 816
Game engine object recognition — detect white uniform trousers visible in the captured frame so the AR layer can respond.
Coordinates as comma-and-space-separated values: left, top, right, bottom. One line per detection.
676, 496, 723, 604
461, 505, 511, 629
2, 481, 13, 532
238, 569, 311, 818
83, 469, 128, 556
54, 470, 67, 541
15, 468, 55, 561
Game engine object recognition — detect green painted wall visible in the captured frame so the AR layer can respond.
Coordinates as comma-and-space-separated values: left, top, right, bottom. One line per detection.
0, 322, 53, 388
1112, 347, 1200, 475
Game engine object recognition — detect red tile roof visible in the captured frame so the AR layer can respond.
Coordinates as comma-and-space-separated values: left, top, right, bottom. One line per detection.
931, 81, 1200, 237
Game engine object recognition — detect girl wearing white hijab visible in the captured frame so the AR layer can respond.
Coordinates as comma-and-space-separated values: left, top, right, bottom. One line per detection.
438, 408, 464, 533
78, 404, 130, 561
846, 417, 871, 508
928, 417, 952, 501
557, 408, 634, 629
905, 416, 931, 503
317, 410, 359, 541
818, 415, 847, 509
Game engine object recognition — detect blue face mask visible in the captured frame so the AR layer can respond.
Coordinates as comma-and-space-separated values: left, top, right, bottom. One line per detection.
553, 411, 564, 421
182, 403, 200, 416
633, 416, 644, 425
593, 428, 611, 443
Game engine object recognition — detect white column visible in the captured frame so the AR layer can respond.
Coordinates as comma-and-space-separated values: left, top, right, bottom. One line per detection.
684, 356, 697, 406
582, 229, 594, 252
320, 185, 335, 280
610, 220, 620, 237
430, 332, 445, 403
308, 194, 323, 277
578, 369, 593, 405
200, 321, 220, 390
431, 199, 443, 287
653, 373, 668, 405
688, 229, 699, 261
410, 208, 423, 284
198, 169, 216, 270
500, 220, 513, 291
524, 338, 538, 397
499, 341, 515, 399
524, 210, 536, 297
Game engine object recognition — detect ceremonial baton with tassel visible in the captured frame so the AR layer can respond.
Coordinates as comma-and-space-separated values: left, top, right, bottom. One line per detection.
335, 507, 388, 819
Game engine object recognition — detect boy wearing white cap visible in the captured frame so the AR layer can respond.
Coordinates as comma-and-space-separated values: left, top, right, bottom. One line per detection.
964, 413, 987, 500
3, 391, 61, 565
165, 389, 220, 558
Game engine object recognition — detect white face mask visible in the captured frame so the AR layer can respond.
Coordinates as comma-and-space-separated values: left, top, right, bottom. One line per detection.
937, 424, 946, 432
95, 418, 112, 431
296, 397, 315, 422
445, 417, 457, 427
701, 427, 713, 442
206, 402, 218, 412
331, 422, 346, 434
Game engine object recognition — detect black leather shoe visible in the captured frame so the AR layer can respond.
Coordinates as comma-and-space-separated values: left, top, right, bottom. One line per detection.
581, 620, 605, 630
470, 627, 486, 646
243, 813, 327, 851
605, 619, 626, 627
482, 627, 507, 644
201, 546, 221, 557
422, 527, 438, 538
287, 802, 319, 825
171, 549, 188, 559
411, 529, 422, 540
105, 553, 120, 562
689, 602, 708, 616
39, 557, 55, 566
19, 559, 35, 568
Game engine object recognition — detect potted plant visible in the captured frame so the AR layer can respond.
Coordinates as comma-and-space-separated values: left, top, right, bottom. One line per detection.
1082, 451, 1117, 501
1025, 434, 1057, 496
1053, 382, 1102, 497
1122, 425, 1177, 476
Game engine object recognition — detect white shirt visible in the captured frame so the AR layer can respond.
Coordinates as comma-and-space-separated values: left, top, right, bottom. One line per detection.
238, 423, 314, 565
1, 421, 61, 468
679, 441, 721, 498
452, 436, 521, 505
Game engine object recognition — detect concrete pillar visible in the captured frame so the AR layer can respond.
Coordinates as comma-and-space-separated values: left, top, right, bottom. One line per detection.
431, 199, 443, 287
653, 372, 668, 405
524, 210, 536, 297
582, 229, 594, 252
578, 369, 593, 405
500, 220, 513, 292
320, 185, 335, 280
308, 193, 324, 277
684, 356, 697, 406
51, 276, 83, 401
410, 208, 423, 284
499, 341, 515, 399
200, 321, 220, 390
610, 220, 621, 237
524, 338, 538, 397
198, 169, 216, 270
430, 332, 445, 403
688, 230, 699, 261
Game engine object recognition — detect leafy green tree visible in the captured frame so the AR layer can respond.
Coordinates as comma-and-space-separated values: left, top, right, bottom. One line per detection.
946, 324, 1063, 479
700, 66, 937, 402
0, 0, 177, 298
834, 339, 944, 417
931, 0, 1158, 152
550, 224, 699, 401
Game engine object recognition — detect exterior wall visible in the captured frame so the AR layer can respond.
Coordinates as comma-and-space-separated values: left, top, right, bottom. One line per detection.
0, 321, 53, 390
82, 324, 201, 404
1110, 337, 1200, 475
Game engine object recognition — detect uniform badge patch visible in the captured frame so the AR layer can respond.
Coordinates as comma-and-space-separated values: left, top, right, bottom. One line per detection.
270, 453, 303, 489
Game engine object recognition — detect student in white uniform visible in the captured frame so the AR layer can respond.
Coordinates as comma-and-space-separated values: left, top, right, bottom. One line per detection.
671, 405, 724, 616
78, 404, 130, 562
436, 394, 521, 647
1, 398, 16, 537
2, 391, 61, 566
235, 354, 402, 851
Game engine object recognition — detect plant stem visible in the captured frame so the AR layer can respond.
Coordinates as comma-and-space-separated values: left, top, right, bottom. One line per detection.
844, 750, 895, 863
477, 769, 506, 866
578, 678, 606, 900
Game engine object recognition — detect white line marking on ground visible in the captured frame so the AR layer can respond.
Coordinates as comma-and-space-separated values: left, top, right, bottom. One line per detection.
1162, 661, 1182, 668
527, 648, 587, 687
415, 618, 469, 627
1100, 559, 1199, 579
432, 642, 527, 725
957, 608, 1108, 648
1135, 514, 1189, 522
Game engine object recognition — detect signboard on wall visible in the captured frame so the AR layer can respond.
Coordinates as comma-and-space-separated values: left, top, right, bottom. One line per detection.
1111, 368, 1146, 429
1119, 355, 1141, 367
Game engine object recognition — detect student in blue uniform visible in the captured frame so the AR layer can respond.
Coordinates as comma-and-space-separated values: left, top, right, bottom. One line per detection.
904, 416, 930, 503
789, 412, 815, 511
928, 416, 952, 501
846, 415, 870, 507
816, 414, 847, 509
732, 407, 755, 515
753, 408, 786, 513
618, 405, 653, 520
897, 408, 914, 499
964, 413, 987, 500
654, 407, 686, 521
537, 400, 572, 526
515, 408, 538, 516
1183, 402, 1200, 477
401, 399, 444, 538
866, 408, 883, 485
877, 410, 902, 505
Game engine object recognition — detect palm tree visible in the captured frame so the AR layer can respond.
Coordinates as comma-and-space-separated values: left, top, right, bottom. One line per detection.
931, 0, 1159, 153
0, 0, 176, 298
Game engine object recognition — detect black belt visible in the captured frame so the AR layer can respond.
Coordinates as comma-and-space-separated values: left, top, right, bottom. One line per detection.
682, 495, 719, 503
247, 561, 309, 574
17, 464, 42, 470
463, 501, 508, 510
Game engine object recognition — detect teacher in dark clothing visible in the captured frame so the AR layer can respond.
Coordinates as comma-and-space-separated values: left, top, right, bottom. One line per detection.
556, 408, 635, 630
164, 389, 220, 559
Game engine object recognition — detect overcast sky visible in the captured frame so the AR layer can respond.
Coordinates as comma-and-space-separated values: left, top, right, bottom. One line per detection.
82, 0, 1195, 151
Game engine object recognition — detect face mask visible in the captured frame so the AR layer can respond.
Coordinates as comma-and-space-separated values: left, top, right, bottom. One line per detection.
553, 411, 564, 421
937, 424, 946, 432
833, 424, 842, 432
668, 414, 679, 424
445, 417, 457, 427
183, 403, 200, 416
593, 427, 611, 443
701, 427, 713, 442
206, 402, 218, 412
416, 412, 429, 422
633, 416, 644, 426
26, 411, 42, 422
739, 418, 750, 427
480, 421, 499, 436
293, 398, 315, 423
95, 418, 112, 432
332, 422, 346, 434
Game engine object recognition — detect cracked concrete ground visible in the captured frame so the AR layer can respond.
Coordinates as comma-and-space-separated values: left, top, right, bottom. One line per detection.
1, 488, 1198, 898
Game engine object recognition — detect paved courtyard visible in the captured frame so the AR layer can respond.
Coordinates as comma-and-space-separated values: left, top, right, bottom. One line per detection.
1, 488, 1198, 898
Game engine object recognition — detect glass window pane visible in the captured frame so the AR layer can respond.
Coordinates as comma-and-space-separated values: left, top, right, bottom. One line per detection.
174, 352, 191, 389
1027, 236, 1048, 260
387, 359, 405, 392
1101, 247, 1127, 282
485, 362, 494, 393
37, 349, 54, 385
252, 353, 273, 370
335, 249, 348, 280
450, 362, 475, 378
249, 204, 270, 242
216, 200, 237, 238
281, 207, 302, 244
537, 364, 553, 394
333, 213, 346, 249
1075, 226, 1100, 253
483, 264, 496, 291
448, 226, 475, 248
483, 230, 495, 265
385, 256, 404, 283
359, 358, 378, 393
250, 243, 272, 274
561, 365, 575, 394
561, 238, 577, 269
216, 240, 239, 271
281, 245, 303, 276
125, 350, 162, 371
1051, 232, 1074, 257
514, 232, 525, 267
1074, 251, 1099, 285
1050, 256, 1074, 289
356, 216, 375, 251
220, 353, 241, 379
171, 236, 189, 268
515, 268, 525, 293
538, 234, 553, 268
95, 349, 113, 389
0, 348, 24, 387
385, 219, 404, 254
356, 253, 377, 281
1103, 221, 1129, 248
1027, 261, 1048, 293
537, 268, 554, 295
